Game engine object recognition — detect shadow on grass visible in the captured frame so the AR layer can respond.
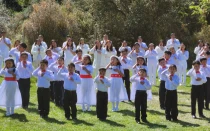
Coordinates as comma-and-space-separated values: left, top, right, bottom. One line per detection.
122, 101, 135, 106
141, 122, 167, 129
178, 104, 191, 107
177, 91, 190, 95
43, 117, 66, 125
84, 110, 96, 116
173, 119, 200, 127
179, 110, 190, 114
0, 108, 5, 114
10, 114, 29, 122
72, 119, 94, 126
29, 102, 36, 106
152, 92, 159, 96
147, 109, 165, 116
117, 109, 135, 116
103, 119, 125, 127
27, 107, 39, 114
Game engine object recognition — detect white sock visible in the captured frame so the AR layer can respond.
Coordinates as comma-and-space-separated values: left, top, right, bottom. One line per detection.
116, 102, 119, 108
112, 102, 115, 109
11, 107, 14, 114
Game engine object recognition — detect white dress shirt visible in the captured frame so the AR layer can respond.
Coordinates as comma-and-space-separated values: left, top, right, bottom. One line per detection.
72, 55, 82, 71
31, 45, 46, 61
133, 65, 148, 75
200, 65, 210, 78
119, 46, 132, 53
166, 38, 181, 51
161, 70, 179, 90
157, 65, 168, 80
187, 68, 207, 85
77, 44, 90, 55
43, 54, 59, 66
176, 49, 189, 61
52, 47, 63, 56
16, 61, 34, 78
32, 67, 54, 88
155, 46, 166, 59
9, 51, 32, 65
130, 74, 151, 90
94, 75, 111, 92
119, 56, 133, 70
48, 62, 68, 81
57, 69, 81, 91
144, 50, 158, 63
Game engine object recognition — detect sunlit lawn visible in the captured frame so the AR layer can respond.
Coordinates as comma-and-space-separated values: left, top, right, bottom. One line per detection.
0, 76, 209, 131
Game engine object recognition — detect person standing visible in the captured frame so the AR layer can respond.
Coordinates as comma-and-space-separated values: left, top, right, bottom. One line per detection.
166, 33, 180, 51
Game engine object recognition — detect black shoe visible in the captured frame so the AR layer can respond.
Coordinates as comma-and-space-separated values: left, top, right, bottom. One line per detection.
99, 118, 106, 121
172, 118, 178, 121
66, 117, 70, 120
192, 115, 197, 119
136, 120, 140, 124
72, 118, 77, 121
199, 115, 206, 118
161, 107, 165, 110
129, 100, 132, 103
166, 118, 171, 121
23, 106, 28, 109
142, 119, 149, 123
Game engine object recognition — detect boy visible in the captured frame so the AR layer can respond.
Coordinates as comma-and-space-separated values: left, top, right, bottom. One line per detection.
130, 68, 151, 124
17, 52, 34, 109
72, 49, 83, 74
57, 63, 81, 120
157, 58, 168, 110
164, 51, 175, 66
32, 59, 54, 118
119, 48, 133, 102
199, 57, 210, 109
94, 68, 111, 121
161, 65, 179, 121
49, 57, 68, 106
187, 61, 207, 118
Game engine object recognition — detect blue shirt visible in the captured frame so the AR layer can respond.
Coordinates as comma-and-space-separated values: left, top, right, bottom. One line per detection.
94, 76, 111, 92
161, 70, 179, 90
130, 74, 151, 91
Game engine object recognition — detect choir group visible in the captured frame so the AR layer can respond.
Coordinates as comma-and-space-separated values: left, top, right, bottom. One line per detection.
0, 30, 210, 124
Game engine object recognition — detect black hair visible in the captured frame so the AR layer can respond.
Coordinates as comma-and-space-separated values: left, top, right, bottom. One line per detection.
121, 48, 128, 52
50, 39, 57, 49
134, 42, 140, 46
99, 68, 106, 72
137, 57, 146, 66
68, 62, 75, 68
5, 59, 16, 69
20, 43, 27, 49
83, 55, 92, 65
158, 58, 165, 63
76, 49, 83, 54
164, 51, 172, 56
95, 40, 102, 50
45, 49, 51, 54
106, 40, 113, 51
169, 64, 177, 70
57, 56, 64, 61
66, 38, 74, 50
206, 51, 210, 55
40, 59, 48, 66
139, 68, 147, 73
20, 52, 28, 57
192, 60, 200, 65
200, 58, 207, 62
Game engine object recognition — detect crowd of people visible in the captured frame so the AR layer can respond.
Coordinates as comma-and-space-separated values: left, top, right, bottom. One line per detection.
0, 30, 209, 124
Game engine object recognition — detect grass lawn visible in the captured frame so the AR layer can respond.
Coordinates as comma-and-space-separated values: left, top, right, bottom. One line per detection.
0, 76, 209, 131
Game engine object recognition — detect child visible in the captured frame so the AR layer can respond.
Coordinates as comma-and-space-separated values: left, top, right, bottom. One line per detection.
48, 57, 68, 106
119, 40, 131, 53
77, 38, 90, 55
130, 68, 151, 124
57, 63, 81, 120
119, 48, 133, 102
32, 59, 54, 118
199, 57, 210, 109
187, 61, 207, 118
62, 38, 76, 67
144, 43, 158, 86
131, 56, 148, 101
94, 68, 111, 121
17, 52, 34, 109
0, 58, 22, 116
106, 56, 128, 111
155, 40, 167, 59
157, 58, 168, 110
161, 65, 179, 121
164, 51, 175, 65
72, 49, 83, 74
128, 42, 144, 67
77, 54, 96, 111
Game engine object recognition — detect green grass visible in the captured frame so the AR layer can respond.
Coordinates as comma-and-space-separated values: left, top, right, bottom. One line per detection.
0, 76, 210, 131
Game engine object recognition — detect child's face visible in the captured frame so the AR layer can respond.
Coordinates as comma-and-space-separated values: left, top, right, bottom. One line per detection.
83, 56, 90, 65
111, 57, 118, 65
137, 58, 144, 65
139, 70, 146, 77
169, 48, 175, 53
57, 59, 64, 65
164, 54, 170, 59
193, 64, 200, 71
201, 60, 207, 66
134, 44, 140, 50
5, 61, 13, 68
46, 51, 52, 56
159, 42, 163, 46
18, 46, 25, 52
77, 52, 82, 57
121, 51, 127, 56
40, 63, 47, 70
169, 66, 176, 74
99, 70, 106, 76
68, 66, 75, 73
159, 60, 166, 66
149, 45, 154, 50
21, 55, 28, 61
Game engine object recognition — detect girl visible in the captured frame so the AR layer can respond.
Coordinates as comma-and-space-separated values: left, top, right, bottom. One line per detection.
194, 40, 204, 60
89, 40, 103, 74
31, 39, 46, 68
77, 38, 90, 55
198, 44, 209, 59
119, 40, 131, 53
106, 56, 128, 111
0, 58, 22, 116
145, 43, 158, 86
72, 49, 83, 74
155, 40, 167, 59
176, 43, 189, 85
101, 40, 117, 77
77, 54, 96, 111
62, 38, 76, 67
50, 39, 63, 56
9, 40, 20, 57
131, 56, 148, 101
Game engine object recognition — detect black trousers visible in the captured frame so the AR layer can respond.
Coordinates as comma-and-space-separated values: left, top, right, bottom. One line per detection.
63, 90, 77, 119
54, 81, 64, 106
50, 81, 55, 101
96, 91, 108, 119
203, 78, 210, 109
18, 78, 31, 107
123, 69, 130, 100
135, 90, 147, 121
165, 90, 178, 119
191, 85, 204, 116
159, 80, 166, 108
37, 88, 50, 116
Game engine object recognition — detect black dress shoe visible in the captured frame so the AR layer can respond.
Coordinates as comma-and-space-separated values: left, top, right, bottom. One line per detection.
172, 118, 178, 121
136, 120, 140, 124
166, 118, 171, 121
66, 117, 70, 120
142, 119, 149, 123
72, 118, 77, 121
199, 115, 206, 118
192, 115, 197, 119
161, 107, 165, 110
